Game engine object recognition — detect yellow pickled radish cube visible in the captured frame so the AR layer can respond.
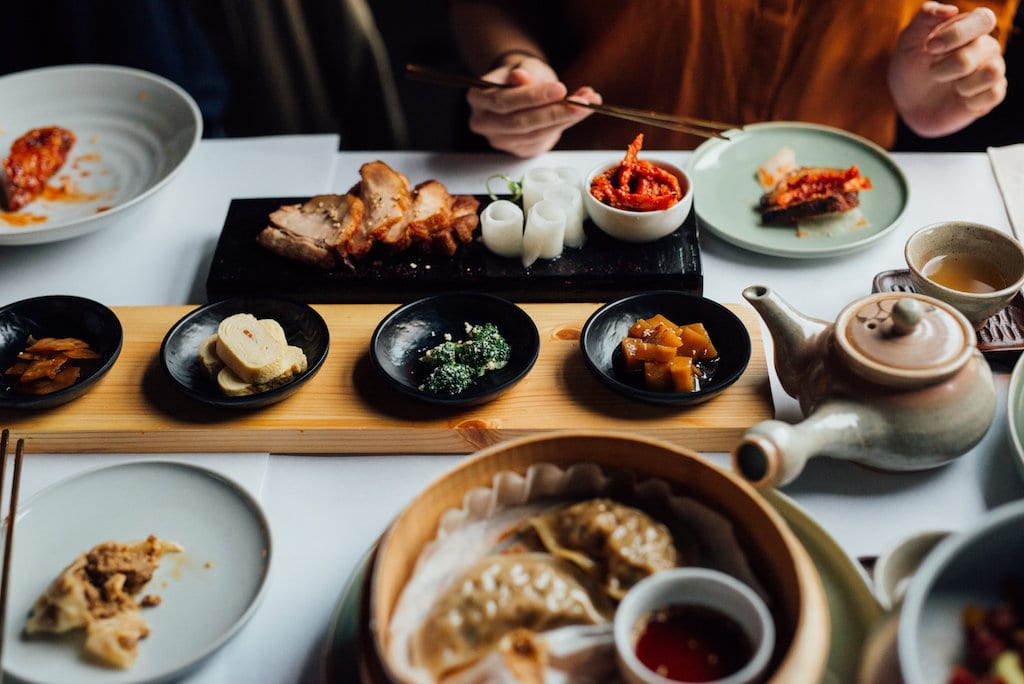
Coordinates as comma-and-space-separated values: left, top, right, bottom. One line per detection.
622, 338, 678, 368
622, 338, 645, 371
644, 361, 673, 391
679, 323, 718, 359
647, 323, 683, 348
668, 355, 696, 392
628, 314, 681, 339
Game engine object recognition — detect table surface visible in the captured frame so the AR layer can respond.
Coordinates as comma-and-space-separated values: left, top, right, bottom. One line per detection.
2, 134, 1022, 683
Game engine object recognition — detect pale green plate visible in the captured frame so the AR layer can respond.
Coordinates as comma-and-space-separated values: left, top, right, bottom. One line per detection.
760, 489, 883, 683
322, 490, 882, 683
687, 122, 910, 258
1006, 352, 1024, 481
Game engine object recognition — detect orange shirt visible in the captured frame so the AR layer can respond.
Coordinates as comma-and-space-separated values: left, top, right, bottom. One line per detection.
551, 0, 1017, 150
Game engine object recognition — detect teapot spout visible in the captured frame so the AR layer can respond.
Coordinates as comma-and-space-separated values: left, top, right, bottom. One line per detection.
737, 401, 880, 485
732, 408, 870, 488
743, 285, 830, 399
732, 420, 821, 488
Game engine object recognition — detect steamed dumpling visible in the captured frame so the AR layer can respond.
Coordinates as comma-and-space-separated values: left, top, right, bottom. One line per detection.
410, 553, 610, 679
524, 498, 678, 599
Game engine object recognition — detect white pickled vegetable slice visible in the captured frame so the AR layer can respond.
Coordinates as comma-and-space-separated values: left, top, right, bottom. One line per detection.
555, 166, 582, 189
756, 146, 796, 189
521, 167, 564, 215
480, 199, 524, 257
544, 184, 586, 249
522, 199, 566, 267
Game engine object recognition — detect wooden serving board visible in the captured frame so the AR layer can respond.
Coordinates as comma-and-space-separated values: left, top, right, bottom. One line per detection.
0, 304, 772, 454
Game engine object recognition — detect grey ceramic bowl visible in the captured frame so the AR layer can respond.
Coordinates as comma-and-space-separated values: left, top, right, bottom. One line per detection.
898, 500, 1024, 683
905, 221, 1024, 327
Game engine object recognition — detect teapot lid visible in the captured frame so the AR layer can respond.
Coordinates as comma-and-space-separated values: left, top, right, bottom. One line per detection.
835, 292, 975, 387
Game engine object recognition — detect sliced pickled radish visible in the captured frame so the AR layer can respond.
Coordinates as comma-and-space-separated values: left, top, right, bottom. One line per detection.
522, 167, 564, 215
522, 199, 566, 267
480, 199, 524, 257
544, 184, 586, 249
555, 166, 582, 189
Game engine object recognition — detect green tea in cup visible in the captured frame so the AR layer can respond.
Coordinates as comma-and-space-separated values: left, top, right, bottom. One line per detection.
921, 254, 1010, 294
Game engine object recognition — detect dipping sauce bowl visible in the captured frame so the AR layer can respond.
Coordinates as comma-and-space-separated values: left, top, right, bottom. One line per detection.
614, 567, 775, 684
905, 221, 1024, 328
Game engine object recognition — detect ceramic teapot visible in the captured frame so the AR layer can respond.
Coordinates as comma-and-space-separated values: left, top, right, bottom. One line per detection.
732, 285, 996, 488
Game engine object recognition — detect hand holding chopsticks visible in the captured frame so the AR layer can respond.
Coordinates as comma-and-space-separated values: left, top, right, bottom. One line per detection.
0, 430, 24, 684
404, 63, 740, 141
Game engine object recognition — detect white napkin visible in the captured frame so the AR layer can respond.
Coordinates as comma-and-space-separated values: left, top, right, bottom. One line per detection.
988, 144, 1024, 239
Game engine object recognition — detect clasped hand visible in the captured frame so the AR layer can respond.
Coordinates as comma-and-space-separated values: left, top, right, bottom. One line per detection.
890, 1, 1007, 138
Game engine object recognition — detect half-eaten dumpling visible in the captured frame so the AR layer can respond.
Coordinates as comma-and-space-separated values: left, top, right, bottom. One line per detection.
410, 553, 610, 679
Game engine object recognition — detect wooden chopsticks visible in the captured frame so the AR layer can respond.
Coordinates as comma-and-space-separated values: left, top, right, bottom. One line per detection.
0, 429, 24, 684
404, 63, 740, 140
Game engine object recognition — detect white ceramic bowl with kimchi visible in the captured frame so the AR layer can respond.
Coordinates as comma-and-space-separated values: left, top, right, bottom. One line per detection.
583, 157, 694, 243
0, 64, 202, 245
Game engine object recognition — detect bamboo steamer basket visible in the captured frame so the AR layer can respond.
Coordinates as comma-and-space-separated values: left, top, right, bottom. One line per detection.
368, 430, 829, 683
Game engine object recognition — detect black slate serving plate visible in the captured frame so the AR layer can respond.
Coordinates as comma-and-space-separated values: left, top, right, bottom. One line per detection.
205, 196, 702, 304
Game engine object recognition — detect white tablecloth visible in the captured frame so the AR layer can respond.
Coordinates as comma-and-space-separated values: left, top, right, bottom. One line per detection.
2, 137, 1022, 683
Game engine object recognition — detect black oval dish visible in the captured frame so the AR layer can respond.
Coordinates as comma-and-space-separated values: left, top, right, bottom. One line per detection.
0, 295, 123, 410
160, 297, 329, 409
580, 290, 751, 406
370, 293, 540, 407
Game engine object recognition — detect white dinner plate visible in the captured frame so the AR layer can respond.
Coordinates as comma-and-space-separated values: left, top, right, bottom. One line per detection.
687, 121, 910, 258
2, 461, 271, 684
0, 64, 202, 245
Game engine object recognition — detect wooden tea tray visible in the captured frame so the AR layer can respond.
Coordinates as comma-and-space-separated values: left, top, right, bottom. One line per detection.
0, 304, 772, 454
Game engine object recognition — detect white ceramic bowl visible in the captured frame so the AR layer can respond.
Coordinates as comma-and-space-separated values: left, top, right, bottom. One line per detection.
0, 64, 202, 245
899, 500, 1024, 683
614, 567, 775, 684
905, 221, 1024, 327
583, 157, 694, 242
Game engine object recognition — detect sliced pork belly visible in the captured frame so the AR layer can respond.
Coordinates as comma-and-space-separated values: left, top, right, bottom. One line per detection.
450, 195, 481, 243
407, 180, 454, 243
257, 161, 482, 265
359, 161, 413, 250
257, 193, 360, 269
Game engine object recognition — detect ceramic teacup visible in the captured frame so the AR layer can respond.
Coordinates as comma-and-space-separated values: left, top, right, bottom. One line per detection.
614, 567, 775, 684
872, 530, 951, 612
905, 221, 1024, 328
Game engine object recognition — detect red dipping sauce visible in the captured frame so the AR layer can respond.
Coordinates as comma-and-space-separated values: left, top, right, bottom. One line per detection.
634, 604, 753, 682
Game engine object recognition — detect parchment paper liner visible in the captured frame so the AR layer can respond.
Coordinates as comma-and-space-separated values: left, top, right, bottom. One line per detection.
385, 461, 769, 683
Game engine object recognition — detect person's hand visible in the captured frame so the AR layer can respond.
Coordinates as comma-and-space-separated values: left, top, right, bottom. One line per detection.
466, 56, 601, 157
889, 1, 1007, 138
